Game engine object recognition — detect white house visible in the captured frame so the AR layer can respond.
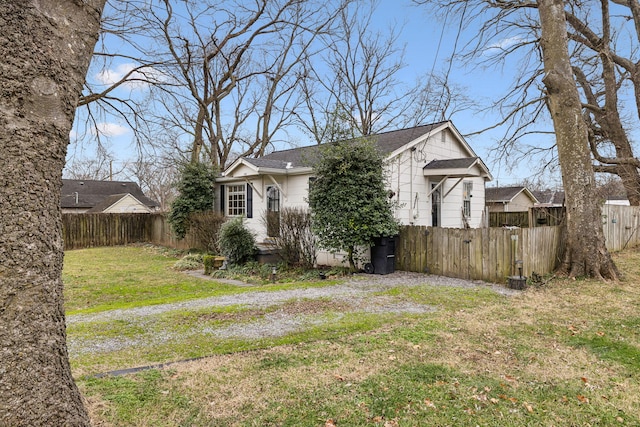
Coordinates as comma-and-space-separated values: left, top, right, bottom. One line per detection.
215, 121, 492, 265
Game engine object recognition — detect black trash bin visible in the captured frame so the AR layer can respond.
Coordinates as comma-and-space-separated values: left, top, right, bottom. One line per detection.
369, 236, 396, 275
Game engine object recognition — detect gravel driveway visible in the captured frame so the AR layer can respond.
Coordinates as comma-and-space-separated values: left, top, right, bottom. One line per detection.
67, 271, 517, 357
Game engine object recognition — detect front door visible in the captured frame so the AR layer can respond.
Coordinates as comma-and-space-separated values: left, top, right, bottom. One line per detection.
266, 186, 280, 237
431, 184, 441, 227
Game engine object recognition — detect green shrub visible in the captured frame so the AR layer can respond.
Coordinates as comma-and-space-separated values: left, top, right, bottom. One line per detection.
203, 255, 215, 275
218, 217, 257, 265
168, 161, 216, 239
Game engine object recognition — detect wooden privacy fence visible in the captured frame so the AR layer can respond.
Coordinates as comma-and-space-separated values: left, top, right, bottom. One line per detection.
62, 213, 200, 250
489, 206, 566, 228
62, 213, 154, 249
396, 225, 565, 283
397, 204, 640, 283
601, 204, 640, 251
63, 205, 640, 283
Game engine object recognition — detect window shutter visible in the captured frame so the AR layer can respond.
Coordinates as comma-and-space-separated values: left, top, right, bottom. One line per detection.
219, 184, 225, 215
246, 183, 253, 218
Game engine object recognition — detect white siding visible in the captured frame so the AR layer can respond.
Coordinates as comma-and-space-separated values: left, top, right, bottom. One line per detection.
218, 124, 492, 265
385, 131, 487, 228
219, 174, 313, 243
103, 195, 152, 213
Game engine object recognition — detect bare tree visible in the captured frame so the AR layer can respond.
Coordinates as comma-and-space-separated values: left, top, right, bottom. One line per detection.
415, 0, 621, 278
0, 1, 105, 424
64, 150, 122, 181
537, 0, 618, 279
299, 1, 411, 140
121, 0, 350, 169
125, 158, 178, 212
417, 0, 640, 205
564, 1, 640, 205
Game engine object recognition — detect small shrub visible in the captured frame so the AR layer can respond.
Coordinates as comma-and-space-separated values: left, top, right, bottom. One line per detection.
188, 211, 226, 253
262, 207, 317, 268
203, 255, 216, 275
173, 253, 204, 271
218, 217, 257, 265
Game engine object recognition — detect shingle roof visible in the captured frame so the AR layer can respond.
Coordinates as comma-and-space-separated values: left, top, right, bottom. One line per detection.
246, 121, 449, 169
61, 179, 159, 209
85, 194, 151, 213
485, 186, 527, 203
423, 157, 479, 170
242, 158, 297, 169
532, 190, 565, 206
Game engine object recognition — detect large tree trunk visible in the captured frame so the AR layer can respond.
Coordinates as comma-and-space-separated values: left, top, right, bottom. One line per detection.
537, 0, 618, 279
0, 1, 105, 425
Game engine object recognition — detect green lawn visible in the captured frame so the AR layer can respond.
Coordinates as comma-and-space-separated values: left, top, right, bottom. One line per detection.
66, 245, 640, 426
63, 245, 335, 314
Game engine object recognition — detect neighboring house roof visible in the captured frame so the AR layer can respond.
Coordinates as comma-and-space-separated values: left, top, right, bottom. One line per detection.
61, 179, 159, 210
532, 190, 565, 207
223, 121, 491, 179
85, 193, 152, 213
485, 186, 539, 204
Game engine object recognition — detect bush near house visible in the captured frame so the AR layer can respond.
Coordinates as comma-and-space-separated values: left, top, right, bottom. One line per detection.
218, 217, 257, 265
188, 210, 226, 254
263, 207, 317, 268
308, 138, 400, 271
168, 162, 216, 239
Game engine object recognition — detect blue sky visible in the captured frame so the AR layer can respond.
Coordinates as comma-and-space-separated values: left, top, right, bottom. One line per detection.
69, 0, 560, 187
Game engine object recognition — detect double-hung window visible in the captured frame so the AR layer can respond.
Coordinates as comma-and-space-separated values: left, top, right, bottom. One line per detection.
226, 184, 253, 217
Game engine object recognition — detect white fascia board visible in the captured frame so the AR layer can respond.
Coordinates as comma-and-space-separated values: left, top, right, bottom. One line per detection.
423, 161, 492, 180
474, 157, 493, 181
104, 194, 151, 213
385, 122, 449, 161
522, 188, 539, 203
423, 167, 481, 177
216, 166, 313, 183
221, 158, 259, 177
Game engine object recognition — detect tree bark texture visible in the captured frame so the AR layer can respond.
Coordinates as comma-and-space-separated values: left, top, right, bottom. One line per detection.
0, 1, 105, 425
537, 0, 618, 279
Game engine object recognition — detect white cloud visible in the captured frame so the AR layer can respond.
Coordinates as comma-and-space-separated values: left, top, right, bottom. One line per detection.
93, 122, 130, 137
94, 63, 167, 89
484, 36, 526, 56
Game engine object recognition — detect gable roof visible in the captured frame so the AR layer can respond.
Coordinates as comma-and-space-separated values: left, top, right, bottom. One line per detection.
224, 121, 461, 177
61, 179, 159, 209
532, 190, 565, 206
85, 193, 152, 213
485, 186, 539, 204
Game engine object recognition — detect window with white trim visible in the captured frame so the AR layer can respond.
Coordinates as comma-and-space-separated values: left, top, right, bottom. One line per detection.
227, 184, 246, 216
463, 181, 473, 218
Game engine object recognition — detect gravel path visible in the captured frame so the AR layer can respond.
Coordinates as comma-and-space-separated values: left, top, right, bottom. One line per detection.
67, 271, 517, 356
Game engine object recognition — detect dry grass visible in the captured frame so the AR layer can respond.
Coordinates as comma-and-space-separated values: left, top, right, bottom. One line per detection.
79, 249, 640, 426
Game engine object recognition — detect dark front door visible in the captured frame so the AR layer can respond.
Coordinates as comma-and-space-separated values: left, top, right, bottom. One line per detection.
266, 186, 280, 237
